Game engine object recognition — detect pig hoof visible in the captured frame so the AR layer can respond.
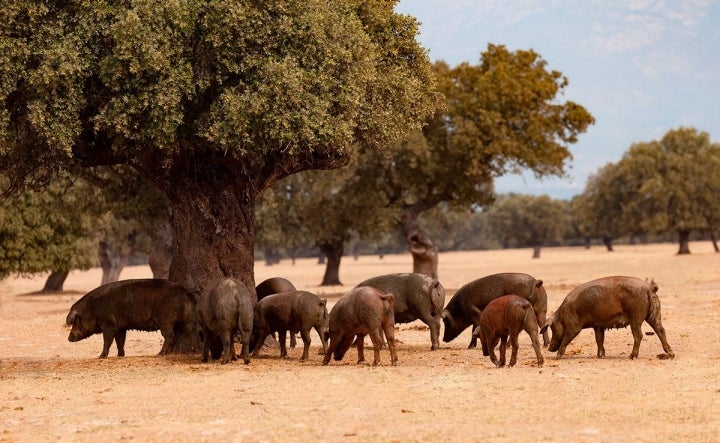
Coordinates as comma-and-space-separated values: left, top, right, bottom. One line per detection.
243, 359, 251, 365
657, 352, 675, 360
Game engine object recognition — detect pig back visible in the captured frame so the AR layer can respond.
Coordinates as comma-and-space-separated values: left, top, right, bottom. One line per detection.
329, 286, 392, 332
449, 273, 544, 317
256, 277, 296, 301
357, 273, 445, 320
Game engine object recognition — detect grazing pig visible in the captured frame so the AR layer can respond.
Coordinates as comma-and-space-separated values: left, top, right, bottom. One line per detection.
196, 278, 254, 364
442, 273, 548, 348
249, 291, 329, 361
323, 286, 398, 366
66, 279, 198, 358
472, 295, 544, 368
540, 276, 674, 359
356, 273, 446, 350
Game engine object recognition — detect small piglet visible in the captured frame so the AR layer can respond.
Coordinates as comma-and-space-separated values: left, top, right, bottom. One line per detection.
472, 295, 544, 368
250, 290, 329, 361
66, 279, 199, 358
323, 286, 398, 366
196, 278, 254, 364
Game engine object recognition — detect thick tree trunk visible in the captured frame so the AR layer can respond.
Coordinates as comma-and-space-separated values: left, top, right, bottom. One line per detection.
148, 221, 173, 280
40, 270, 69, 293
167, 183, 257, 296
317, 239, 344, 286
399, 208, 438, 279
98, 231, 137, 285
710, 230, 719, 253
602, 236, 614, 252
532, 244, 542, 259
677, 229, 691, 254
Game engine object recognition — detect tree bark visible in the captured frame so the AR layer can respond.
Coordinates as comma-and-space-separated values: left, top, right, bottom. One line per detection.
532, 244, 542, 259
317, 238, 344, 286
98, 230, 137, 285
677, 229, 691, 254
166, 182, 257, 297
710, 230, 719, 253
40, 270, 69, 293
148, 221, 173, 280
399, 208, 438, 279
602, 236, 614, 252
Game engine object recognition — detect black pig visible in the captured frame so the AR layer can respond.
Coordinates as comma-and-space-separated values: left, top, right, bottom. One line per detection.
66, 279, 198, 358
442, 273, 548, 348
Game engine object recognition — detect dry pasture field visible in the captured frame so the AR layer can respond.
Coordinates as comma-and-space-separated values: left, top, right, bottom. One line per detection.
1, 242, 719, 442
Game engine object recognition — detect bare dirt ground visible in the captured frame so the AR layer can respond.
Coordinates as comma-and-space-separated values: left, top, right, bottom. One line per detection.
1, 242, 719, 442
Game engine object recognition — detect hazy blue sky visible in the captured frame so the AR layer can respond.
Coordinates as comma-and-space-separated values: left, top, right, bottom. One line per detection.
396, 0, 720, 199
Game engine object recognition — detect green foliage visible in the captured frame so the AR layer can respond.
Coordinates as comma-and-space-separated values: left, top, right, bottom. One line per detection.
0, 1, 439, 193
572, 162, 630, 240
0, 177, 98, 278
486, 193, 569, 249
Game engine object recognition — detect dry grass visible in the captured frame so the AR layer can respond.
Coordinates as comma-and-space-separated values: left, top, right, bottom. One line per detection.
1, 241, 719, 442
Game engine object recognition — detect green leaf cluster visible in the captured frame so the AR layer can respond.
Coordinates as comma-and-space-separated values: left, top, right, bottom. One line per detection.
485, 193, 569, 249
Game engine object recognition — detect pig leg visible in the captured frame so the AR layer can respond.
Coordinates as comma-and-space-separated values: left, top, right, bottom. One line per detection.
158, 325, 175, 356
238, 329, 251, 365
486, 335, 500, 367
220, 330, 235, 364
645, 319, 674, 358
115, 330, 127, 357
290, 332, 297, 349
467, 307, 483, 348
100, 328, 116, 358
419, 312, 439, 350
299, 328, 312, 361
356, 334, 367, 364
314, 325, 328, 356
278, 329, 288, 358
629, 322, 643, 359
381, 321, 398, 365
201, 329, 211, 363
594, 327, 606, 358
524, 319, 544, 368
498, 335, 508, 367
508, 332, 520, 367
368, 330, 383, 366
322, 333, 339, 365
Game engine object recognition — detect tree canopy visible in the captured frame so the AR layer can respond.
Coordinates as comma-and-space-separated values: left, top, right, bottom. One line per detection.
0, 1, 439, 292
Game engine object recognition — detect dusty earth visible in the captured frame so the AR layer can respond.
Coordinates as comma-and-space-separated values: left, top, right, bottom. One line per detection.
1, 242, 719, 442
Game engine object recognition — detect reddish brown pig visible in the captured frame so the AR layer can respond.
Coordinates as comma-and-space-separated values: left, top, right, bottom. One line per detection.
472, 295, 544, 368
323, 286, 398, 366
255, 277, 298, 347
540, 276, 674, 359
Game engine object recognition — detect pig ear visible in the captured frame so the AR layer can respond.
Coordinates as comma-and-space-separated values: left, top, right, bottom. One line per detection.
66, 310, 78, 326
319, 299, 327, 306
649, 279, 658, 293
539, 316, 553, 334
535, 279, 544, 288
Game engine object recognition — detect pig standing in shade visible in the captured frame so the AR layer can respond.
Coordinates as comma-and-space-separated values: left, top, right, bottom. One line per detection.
540, 276, 674, 360
323, 286, 398, 366
66, 279, 198, 358
196, 278, 254, 364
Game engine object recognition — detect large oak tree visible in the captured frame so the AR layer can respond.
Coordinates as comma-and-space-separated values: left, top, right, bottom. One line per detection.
0, 1, 438, 293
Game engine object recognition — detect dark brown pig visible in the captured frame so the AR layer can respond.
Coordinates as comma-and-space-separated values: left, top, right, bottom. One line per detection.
66, 279, 198, 358
442, 273, 548, 348
472, 295, 544, 367
323, 286, 398, 366
249, 290, 328, 361
256, 277, 296, 300
256, 277, 298, 347
540, 276, 674, 359
356, 273, 445, 350
196, 278, 254, 364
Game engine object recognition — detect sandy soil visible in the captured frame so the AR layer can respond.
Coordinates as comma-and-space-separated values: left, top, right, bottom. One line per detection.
1, 242, 719, 442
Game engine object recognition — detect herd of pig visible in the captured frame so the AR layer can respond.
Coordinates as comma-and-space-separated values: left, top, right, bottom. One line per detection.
65, 272, 675, 367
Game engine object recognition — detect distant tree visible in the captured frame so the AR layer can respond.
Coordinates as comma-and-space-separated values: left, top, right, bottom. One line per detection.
486, 194, 569, 258
616, 127, 720, 254
0, 177, 98, 292
0, 1, 438, 299
418, 205, 495, 251
573, 162, 630, 251
357, 44, 594, 276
